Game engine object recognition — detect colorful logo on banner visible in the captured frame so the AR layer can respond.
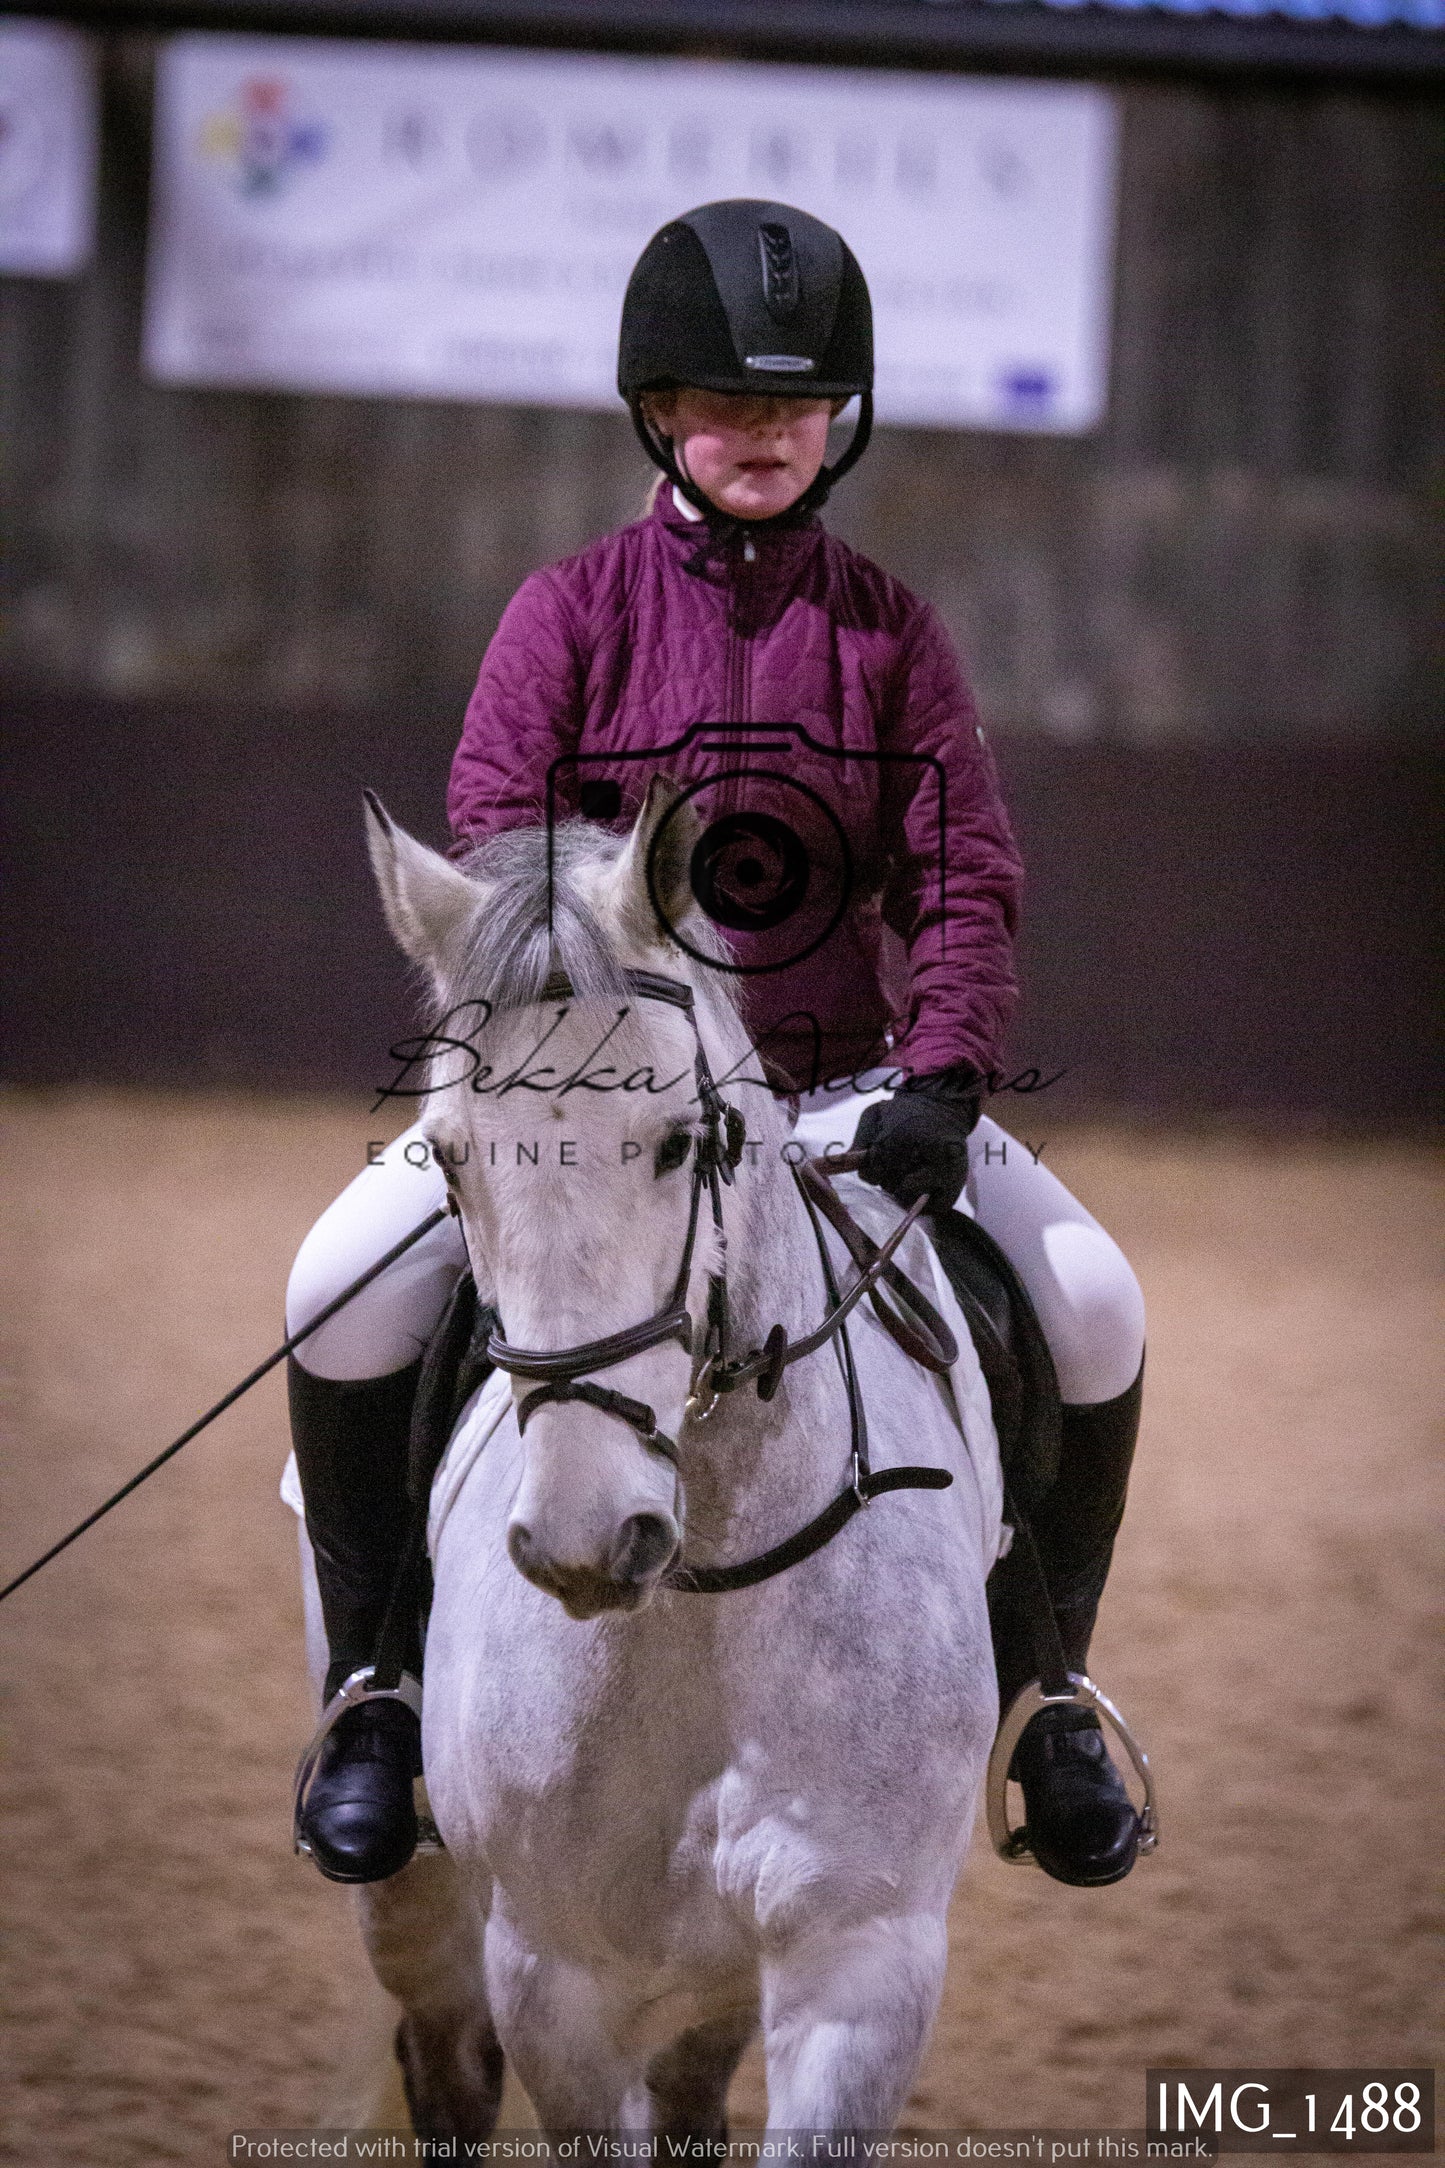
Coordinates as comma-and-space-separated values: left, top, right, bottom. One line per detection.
198, 77, 327, 198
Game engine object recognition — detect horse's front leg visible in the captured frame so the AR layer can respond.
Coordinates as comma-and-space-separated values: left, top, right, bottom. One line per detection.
358, 1855, 504, 2141
484, 1904, 646, 2135
759, 1913, 948, 2134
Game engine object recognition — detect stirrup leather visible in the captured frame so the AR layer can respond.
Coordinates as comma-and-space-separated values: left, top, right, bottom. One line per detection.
292, 1665, 446, 1862
985, 1670, 1159, 1868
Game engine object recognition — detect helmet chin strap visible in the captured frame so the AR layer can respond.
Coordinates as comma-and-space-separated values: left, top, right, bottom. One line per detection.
630, 393, 874, 536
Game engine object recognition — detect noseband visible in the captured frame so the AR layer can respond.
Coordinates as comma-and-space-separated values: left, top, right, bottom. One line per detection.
483, 968, 961, 1592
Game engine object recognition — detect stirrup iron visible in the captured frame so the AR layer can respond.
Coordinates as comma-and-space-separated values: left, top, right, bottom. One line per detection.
985, 1670, 1159, 1867
292, 1665, 446, 1862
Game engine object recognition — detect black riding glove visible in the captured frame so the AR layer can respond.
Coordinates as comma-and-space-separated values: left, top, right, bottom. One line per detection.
853, 1065, 984, 1213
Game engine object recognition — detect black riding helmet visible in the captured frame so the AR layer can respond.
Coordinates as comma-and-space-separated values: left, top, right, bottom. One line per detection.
619, 198, 874, 525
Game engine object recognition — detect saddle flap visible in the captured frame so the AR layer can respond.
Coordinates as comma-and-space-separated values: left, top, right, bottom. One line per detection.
924, 1210, 1063, 1514
408, 1270, 497, 1505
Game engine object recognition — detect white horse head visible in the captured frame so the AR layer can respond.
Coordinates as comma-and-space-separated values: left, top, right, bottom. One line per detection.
365, 783, 780, 1620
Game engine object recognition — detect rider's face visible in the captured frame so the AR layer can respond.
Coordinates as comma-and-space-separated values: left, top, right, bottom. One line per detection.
646, 388, 837, 520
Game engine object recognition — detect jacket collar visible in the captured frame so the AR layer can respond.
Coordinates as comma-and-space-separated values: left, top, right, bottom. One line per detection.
651, 481, 825, 581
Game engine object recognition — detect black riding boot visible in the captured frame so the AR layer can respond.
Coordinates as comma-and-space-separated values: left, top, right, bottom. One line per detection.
289, 1355, 424, 1885
989, 1358, 1146, 1888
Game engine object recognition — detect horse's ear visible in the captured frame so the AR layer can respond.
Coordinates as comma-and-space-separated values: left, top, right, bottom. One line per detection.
606, 776, 700, 948
364, 791, 479, 974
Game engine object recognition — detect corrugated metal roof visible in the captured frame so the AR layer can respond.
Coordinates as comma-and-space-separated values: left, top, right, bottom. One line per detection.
985, 0, 1443, 26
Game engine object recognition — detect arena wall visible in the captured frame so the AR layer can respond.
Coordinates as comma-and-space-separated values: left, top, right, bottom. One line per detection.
2, 36, 1439, 1119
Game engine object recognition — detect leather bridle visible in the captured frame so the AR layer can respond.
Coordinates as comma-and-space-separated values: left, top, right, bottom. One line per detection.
484, 969, 734, 1465
482, 968, 962, 1595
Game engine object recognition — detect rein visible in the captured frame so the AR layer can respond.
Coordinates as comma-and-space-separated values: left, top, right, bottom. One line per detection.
482, 967, 959, 1595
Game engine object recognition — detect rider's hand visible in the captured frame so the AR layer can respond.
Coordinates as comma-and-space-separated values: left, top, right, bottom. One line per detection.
853, 1066, 984, 1214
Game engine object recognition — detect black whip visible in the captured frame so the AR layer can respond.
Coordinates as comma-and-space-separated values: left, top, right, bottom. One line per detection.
0, 1207, 449, 1607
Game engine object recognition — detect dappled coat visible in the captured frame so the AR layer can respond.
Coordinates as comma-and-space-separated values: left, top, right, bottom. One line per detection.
448, 488, 1024, 1094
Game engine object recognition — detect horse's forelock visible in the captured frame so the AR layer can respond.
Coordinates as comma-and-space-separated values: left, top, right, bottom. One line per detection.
445, 823, 626, 1013
442, 820, 738, 1028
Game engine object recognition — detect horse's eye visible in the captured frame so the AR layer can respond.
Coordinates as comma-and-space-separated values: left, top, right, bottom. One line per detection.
654, 1128, 694, 1178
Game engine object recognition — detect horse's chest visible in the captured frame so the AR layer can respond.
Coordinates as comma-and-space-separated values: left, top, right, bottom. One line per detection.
451, 1723, 752, 1974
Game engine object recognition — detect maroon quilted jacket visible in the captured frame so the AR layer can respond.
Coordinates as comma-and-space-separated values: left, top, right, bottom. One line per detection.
448, 488, 1023, 1093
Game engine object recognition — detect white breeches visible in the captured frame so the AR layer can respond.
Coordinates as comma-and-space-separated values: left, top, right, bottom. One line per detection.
286, 1131, 468, 1383
966, 1117, 1146, 1400
286, 1104, 1145, 1407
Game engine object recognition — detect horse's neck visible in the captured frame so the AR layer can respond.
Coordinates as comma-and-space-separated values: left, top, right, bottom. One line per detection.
725, 1146, 818, 1350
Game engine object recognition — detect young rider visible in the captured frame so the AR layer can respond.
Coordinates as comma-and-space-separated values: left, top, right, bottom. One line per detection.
286, 199, 1147, 1894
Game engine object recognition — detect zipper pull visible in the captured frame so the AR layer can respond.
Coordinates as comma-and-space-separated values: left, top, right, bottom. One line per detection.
742, 536, 756, 564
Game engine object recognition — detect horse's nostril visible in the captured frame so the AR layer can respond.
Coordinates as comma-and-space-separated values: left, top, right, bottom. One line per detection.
507, 1522, 540, 1578
610, 1513, 679, 1588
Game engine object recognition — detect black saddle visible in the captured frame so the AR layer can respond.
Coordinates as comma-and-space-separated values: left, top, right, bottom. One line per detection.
407, 1271, 497, 1506
924, 1208, 1062, 1516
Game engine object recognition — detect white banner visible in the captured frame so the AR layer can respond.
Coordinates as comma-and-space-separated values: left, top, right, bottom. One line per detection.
144, 37, 1118, 433
0, 17, 97, 277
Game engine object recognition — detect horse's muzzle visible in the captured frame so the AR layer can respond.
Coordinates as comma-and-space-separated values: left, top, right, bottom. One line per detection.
507, 1512, 680, 1619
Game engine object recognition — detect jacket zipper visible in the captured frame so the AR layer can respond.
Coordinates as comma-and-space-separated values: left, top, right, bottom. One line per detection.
725, 533, 756, 727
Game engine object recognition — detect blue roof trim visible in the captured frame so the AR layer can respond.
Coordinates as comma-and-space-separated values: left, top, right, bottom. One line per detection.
16, 0, 1445, 76
983, 0, 1444, 25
